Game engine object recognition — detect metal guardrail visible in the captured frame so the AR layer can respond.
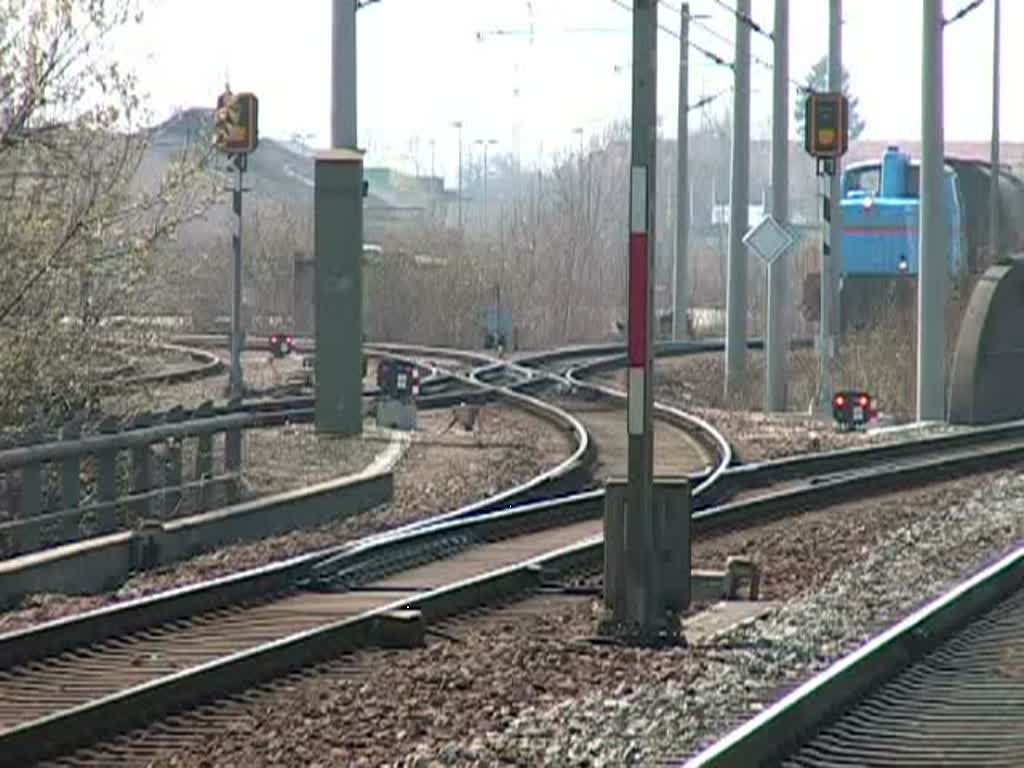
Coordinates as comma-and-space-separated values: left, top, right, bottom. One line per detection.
0, 404, 255, 560
0, 340, 459, 560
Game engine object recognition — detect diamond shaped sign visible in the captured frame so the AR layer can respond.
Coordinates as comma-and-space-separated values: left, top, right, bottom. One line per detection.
742, 214, 795, 266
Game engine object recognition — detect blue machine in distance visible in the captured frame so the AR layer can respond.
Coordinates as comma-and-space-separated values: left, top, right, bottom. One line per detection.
840, 146, 964, 280
803, 145, 1024, 329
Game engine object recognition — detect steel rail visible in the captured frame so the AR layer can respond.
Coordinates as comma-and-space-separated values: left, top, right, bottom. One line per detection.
564, 353, 732, 496
7, 415, 1024, 765
9, 420, 1024, 766
683, 543, 1024, 767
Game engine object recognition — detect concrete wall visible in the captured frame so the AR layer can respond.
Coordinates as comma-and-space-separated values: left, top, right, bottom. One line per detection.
0, 471, 392, 608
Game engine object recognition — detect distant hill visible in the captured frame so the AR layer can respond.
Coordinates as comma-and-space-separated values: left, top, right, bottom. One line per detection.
137, 107, 316, 205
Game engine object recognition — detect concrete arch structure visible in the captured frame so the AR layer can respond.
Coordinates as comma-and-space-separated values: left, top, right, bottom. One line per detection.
949, 255, 1024, 424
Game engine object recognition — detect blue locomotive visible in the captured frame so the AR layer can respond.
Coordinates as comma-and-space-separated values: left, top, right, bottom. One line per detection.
816, 146, 1024, 328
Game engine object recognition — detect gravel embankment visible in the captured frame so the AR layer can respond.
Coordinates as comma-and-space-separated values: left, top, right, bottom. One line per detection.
595, 356, 964, 462
408, 471, 1024, 767
141, 467, 1023, 768
0, 404, 572, 634
102, 349, 306, 417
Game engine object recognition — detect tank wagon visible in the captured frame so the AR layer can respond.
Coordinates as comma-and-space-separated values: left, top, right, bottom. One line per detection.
812, 146, 1024, 328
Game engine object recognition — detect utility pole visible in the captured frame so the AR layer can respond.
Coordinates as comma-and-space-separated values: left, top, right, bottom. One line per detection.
229, 153, 246, 400
766, 0, 789, 410
319, 0, 364, 436
574, 127, 585, 211
673, 4, 691, 341
817, 0, 842, 414
623, 0, 658, 639
331, 0, 357, 147
989, 0, 1001, 262
724, 0, 751, 399
475, 138, 498, 231
918, 0, 947, 421
452, 120, 464, 232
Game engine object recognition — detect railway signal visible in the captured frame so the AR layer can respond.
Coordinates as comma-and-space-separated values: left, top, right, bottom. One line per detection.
375, 359, 418, 430
832, 389, 874, 430
269, 333, 294, 359
214, 85, 260, 399
214, 89, 259, 156
804, 91, 849, 162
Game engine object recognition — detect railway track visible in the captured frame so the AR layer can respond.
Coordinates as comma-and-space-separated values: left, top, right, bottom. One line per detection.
687, 542, 1024, 768
6, 404, 1024, 766
9, 341, 1024, 764
0, 344, 730, 767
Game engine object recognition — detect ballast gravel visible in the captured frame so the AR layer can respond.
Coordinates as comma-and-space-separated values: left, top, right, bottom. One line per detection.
403, 470, 1024, 767
0, 404, 570, 634
139, 467, 1022, 768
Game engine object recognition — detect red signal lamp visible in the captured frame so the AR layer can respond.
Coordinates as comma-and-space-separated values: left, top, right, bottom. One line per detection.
269, 332, 293, 359
832, 390, 874, 431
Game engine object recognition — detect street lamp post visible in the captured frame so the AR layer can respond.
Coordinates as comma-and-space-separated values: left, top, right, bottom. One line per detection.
475, 138, 499, 231
573, 127, 585, 214
452, 120, 464, 233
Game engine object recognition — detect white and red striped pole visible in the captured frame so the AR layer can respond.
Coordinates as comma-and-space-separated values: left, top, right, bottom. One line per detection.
628, 165, 650, 438
622, 0, 659, 639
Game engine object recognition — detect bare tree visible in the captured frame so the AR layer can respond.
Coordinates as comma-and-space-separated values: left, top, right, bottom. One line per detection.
0, 0, 217, 425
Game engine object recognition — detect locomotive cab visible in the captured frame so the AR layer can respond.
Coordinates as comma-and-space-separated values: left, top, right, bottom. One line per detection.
832, 146, 966, 329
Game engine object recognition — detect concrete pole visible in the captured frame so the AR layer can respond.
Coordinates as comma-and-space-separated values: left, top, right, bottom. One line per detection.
229, 159, 244, 399
989, 0, 1001, 263
453, 121, 464, 232
724, 0, 751, 399
818, 0, 842, 413
673, 4, 690, 341
828, 0, 843, 336
766, 0, 789, 411
625, 0, 659, 638
482, 142, 489, 230
917, 0, 947, 422
331, 0, 357, 148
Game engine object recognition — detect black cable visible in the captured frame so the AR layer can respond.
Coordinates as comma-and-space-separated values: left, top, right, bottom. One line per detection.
710, 0, 773, 41
661, 1, 811, 96
608, 0, 734, 69
944, 0, 986, 25
689, 87, 731, 112
691, 17, 775, 72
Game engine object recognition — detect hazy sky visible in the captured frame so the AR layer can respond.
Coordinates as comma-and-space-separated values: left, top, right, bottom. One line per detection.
115, 0, 1010, 184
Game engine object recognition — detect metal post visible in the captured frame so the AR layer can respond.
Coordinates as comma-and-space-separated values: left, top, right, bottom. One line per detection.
818, 172, 833, 409
314, 150, 365, 436
229, 156, 244, 399
673, 4, 690, 341
724, 0, 751, 398
625, 0, 659, 639
326, 0, 363, 437
331, 0, 357, 148
483, 143, 489, 230
766, 0, 789, 411
818, 0, 842, 413
574, 127, 585, 215
989, 0, 1001, 263
918, 0, 947, 421
453, 121, 464, 232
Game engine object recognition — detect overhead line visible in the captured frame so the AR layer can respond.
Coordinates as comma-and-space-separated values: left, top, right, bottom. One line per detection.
945, 0, 986, 25
691, 18, 775, 72
689, 87, 731, 112
710, 0, 773, 41
608, 0, 733, 69
659, 1, 810, 95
